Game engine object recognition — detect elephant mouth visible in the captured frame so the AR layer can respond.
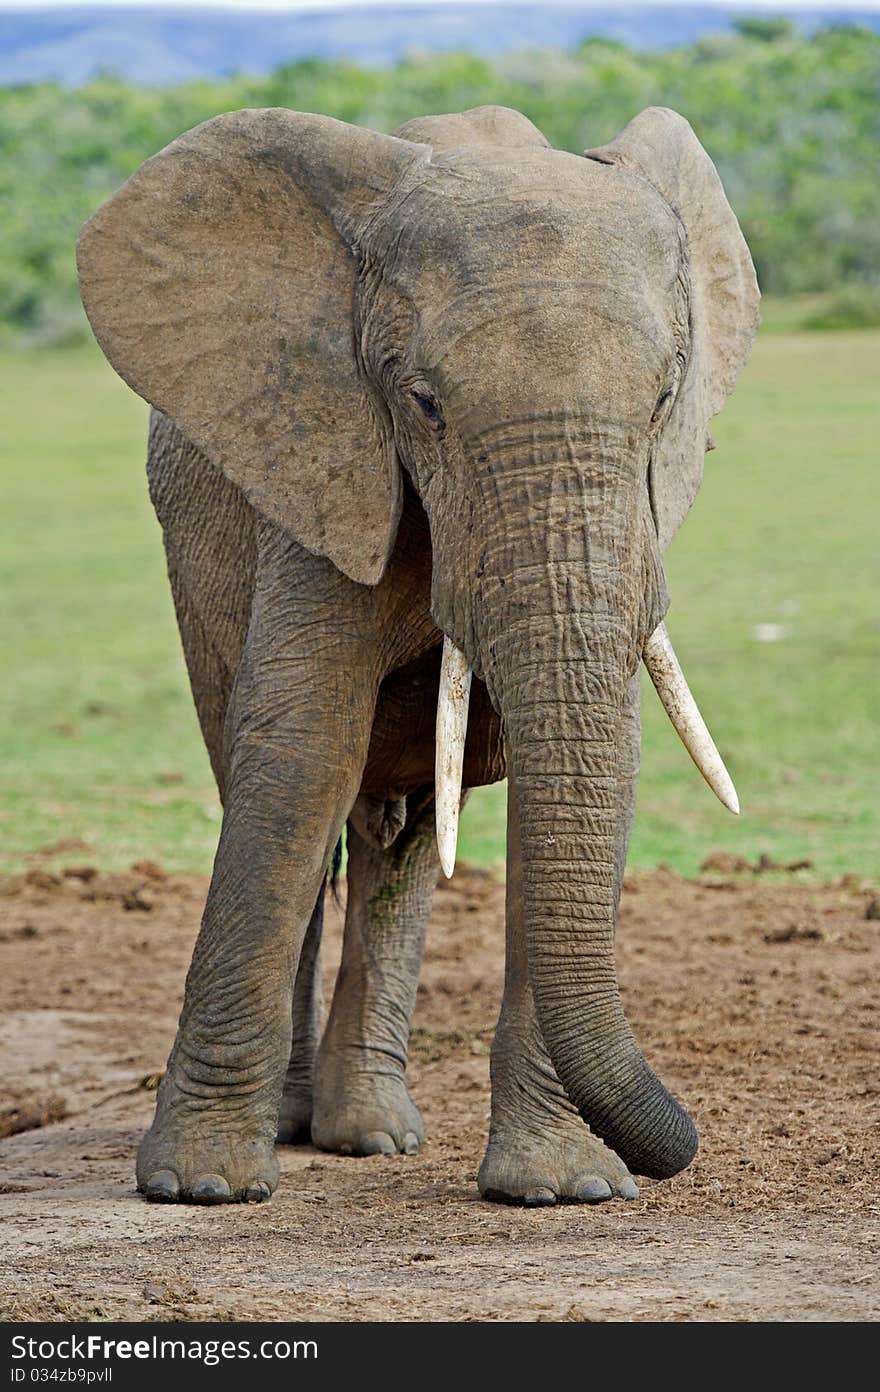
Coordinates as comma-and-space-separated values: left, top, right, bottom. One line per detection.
433, 623, 738, 876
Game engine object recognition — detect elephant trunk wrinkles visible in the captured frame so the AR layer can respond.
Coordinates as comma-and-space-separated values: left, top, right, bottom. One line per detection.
475, 424, 697, 1179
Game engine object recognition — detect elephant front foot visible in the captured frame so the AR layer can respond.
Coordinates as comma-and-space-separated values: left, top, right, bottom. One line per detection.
479, 1016, 639, 1206
138, 1129, 279, 1205
311, 1052, 424, 1157
137, 1073, 281, 1205
478, 1120, 639, 1206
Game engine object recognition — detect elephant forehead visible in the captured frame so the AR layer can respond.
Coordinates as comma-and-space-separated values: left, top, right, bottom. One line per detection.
423, 295, 672, 425
382, 147, 682, 300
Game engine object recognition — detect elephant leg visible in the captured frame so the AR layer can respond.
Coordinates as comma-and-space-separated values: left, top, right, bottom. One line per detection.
311, 790, 439, 1157
276, 882, 326, 1144
137, 537, 377, 1205
147, 414, 256, 802
478, 679, 643, 1206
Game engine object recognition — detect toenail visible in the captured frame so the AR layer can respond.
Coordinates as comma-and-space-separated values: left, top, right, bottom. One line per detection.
619, 1177, 640, 1200
403, 1132, 420, 1155
361, 1132, 397, 1156
144, 1169, 179, 1202
577, 1177, 613, 1203
244, 1181, 271, 1203
191, 1173, 232, 1204
524, 1187, 557, 1207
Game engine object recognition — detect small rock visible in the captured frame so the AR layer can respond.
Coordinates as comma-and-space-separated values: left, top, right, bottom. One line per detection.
864, 899, 880, 921
130, 860, 167, 882
755, 854, 813, 874
763, 924, 823, 944
62, 865, 98, 882
24, 869, 61, 890
700, 851, 750, 874
838, 874, 863, 892
123, 887, 154, 912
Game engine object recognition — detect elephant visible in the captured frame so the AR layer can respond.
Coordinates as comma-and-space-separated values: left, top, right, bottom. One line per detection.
77, 102, 758, 1207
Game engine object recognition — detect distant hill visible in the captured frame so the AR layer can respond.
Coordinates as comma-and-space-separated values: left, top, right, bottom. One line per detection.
3, 4, 880, 87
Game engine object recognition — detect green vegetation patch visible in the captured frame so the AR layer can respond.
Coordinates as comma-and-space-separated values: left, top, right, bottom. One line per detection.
2, 24, 880, 344
1, 344, 221, 873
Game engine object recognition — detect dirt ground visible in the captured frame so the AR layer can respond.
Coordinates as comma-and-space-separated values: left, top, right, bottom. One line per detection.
0, 853, 877, 1323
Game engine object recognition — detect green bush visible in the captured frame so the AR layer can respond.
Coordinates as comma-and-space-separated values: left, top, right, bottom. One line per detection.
2, 25, 879, 344
801, 283, 880, 330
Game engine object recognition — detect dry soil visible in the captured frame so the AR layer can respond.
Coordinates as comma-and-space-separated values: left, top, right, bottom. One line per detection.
0, 857, 877, 1322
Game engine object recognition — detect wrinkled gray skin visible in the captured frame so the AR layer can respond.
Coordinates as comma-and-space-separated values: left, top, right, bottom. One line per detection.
77, 104, 758, 1206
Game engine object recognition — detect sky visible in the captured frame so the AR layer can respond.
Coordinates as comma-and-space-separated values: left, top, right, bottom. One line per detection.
3, 0, 880, 11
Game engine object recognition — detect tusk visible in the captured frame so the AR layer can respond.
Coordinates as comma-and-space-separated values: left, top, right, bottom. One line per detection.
435, 636, 472, 877
643, 622, 740, 815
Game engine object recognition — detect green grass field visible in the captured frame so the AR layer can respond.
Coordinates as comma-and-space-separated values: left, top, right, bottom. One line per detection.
1, 308, 877, 879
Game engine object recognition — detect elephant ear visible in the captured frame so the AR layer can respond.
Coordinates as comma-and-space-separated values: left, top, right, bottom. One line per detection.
585, 107, 759, 548
77, 109, 428, 585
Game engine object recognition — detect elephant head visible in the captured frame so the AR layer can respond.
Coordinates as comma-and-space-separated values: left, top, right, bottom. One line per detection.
78, 103, 758, 1180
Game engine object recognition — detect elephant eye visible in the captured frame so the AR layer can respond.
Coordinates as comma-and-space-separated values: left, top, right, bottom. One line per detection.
652, 347, 687, 425
651, 387, 673, 424
410, 387, 445, 432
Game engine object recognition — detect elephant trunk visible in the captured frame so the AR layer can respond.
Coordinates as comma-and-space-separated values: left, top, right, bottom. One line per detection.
475, 424, 698, 1179
502, 682, 697, 1179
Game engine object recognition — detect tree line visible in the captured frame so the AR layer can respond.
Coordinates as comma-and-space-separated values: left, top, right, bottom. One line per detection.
1, 19, 878, 344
